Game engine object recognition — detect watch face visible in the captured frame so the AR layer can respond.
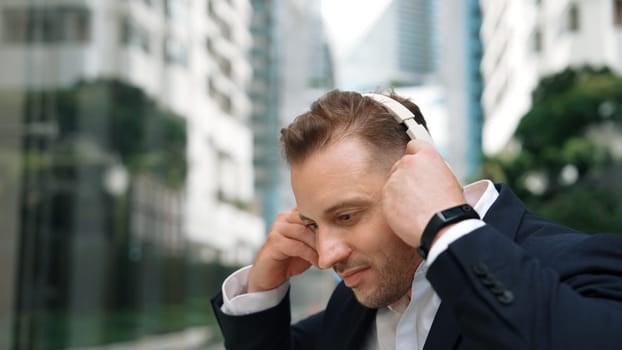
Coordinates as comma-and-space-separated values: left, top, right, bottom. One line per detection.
439, 205, 471, 221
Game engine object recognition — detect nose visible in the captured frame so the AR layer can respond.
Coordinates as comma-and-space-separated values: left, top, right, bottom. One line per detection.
316, 228, 352, 269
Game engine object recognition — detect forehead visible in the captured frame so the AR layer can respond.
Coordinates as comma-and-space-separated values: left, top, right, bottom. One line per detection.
290, 138, 388, 218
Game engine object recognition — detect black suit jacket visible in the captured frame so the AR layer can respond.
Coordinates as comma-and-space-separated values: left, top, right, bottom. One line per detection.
211, 184, 622, 349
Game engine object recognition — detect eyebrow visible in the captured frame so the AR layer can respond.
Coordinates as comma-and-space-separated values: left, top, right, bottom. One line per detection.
298, 196, 373, 222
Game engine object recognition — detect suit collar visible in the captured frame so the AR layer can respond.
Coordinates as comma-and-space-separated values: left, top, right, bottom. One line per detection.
484, 183, 526, 241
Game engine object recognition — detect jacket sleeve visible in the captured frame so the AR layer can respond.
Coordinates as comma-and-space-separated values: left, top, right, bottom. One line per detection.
427, 226, 622, 350
211, 289, 323, 350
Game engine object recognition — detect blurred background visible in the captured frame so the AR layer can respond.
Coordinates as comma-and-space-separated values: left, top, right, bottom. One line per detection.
0, 0, 621, 349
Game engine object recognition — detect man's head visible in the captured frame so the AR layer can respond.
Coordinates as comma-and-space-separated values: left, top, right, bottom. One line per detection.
280, 90, 430, 308
281, 90, 428, 171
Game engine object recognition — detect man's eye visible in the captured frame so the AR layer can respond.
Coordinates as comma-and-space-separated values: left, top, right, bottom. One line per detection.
305, 223, 318, 233
337, 213, 358, 225
338, 214, 352, 222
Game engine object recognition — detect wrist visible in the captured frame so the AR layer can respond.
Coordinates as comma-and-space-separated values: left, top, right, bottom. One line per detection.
248, 265, 287, 293
417, 204, 479, 259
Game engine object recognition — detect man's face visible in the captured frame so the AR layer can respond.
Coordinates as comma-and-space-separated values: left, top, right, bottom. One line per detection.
291, 137, 421, 308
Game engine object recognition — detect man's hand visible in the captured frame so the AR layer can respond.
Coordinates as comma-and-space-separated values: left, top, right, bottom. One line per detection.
382, 140, 466, 248
248, 209, 318, 293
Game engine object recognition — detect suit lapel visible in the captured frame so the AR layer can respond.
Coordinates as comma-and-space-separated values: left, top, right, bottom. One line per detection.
317, 283, 376, 350
423, 303, 461, 350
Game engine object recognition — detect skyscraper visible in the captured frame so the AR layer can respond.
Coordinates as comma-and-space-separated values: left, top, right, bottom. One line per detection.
249, 0, 282, 228
249, 0, 335, 226
333, 0, 485, 180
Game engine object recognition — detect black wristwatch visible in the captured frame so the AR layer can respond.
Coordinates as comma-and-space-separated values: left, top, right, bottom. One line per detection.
417, 204, 480, 259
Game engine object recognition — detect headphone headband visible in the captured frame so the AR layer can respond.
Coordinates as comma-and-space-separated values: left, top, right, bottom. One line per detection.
362, 93, 434, 145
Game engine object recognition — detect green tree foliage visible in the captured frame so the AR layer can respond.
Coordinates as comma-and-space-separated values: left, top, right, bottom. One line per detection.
480, 66, 622, 233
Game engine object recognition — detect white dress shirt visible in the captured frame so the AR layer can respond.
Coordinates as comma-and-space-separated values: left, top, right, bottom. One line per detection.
221, 180, 499, 350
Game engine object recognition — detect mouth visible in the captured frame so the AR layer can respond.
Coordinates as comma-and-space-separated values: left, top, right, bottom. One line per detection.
339, 266, 370, 288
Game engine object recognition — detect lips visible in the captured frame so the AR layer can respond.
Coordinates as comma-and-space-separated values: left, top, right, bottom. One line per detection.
339, 266, 370, 288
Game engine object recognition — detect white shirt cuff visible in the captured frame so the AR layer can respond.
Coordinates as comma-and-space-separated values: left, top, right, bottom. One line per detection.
425, 219, 485, 265
221, 265, 290, 316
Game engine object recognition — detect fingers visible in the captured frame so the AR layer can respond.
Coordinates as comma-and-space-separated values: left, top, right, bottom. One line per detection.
285, 239, 319, 267
389, 140, 432, 175
249, 209, 319, 292
262, 231, 318, 266
271, 220, 316, 253
268, 208, 317, 260
405, 139, 435, 155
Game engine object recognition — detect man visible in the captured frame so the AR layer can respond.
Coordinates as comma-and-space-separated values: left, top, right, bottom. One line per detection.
211, 90, 622, 349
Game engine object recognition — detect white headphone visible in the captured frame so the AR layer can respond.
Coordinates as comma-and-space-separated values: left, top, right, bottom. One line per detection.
362, 93, 435, 145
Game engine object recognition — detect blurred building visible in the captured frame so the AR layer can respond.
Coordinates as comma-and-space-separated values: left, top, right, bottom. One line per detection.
332, 0, 484, 180
480, 0, 622, 154
0, 0, 263, 261
249, 0, 335, 225
438, 0, 485, 178
338, 0, 438, 90
202, 0, 264, 263
0, 0, 263, 348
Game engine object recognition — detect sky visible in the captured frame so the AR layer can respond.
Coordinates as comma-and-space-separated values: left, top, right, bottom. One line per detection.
320, 0, 392, 60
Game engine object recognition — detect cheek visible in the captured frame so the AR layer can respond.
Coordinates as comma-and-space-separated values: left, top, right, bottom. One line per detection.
358, 214, 397, 251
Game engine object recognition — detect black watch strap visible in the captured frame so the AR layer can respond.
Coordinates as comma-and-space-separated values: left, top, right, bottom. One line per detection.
417, 204, 480, 259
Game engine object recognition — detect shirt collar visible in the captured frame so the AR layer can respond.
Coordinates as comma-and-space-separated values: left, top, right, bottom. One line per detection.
464, 179, 498, 219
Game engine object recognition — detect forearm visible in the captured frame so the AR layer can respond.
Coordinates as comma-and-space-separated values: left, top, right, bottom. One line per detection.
211, 288, 293, 350
427, 227, 622, 350
211, 266, 321, 350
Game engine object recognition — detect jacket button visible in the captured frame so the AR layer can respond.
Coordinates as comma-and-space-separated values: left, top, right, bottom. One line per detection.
480, 275, 496, 287
490, 283, 506, 295
497, 290, 515, 304
472, 263, 489, 277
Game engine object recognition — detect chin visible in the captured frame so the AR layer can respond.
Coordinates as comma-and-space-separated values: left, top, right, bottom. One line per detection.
353, 288, 402, 309
352, 275, 413, 308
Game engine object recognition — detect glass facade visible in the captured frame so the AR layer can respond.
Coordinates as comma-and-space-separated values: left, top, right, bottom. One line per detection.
465, 0, 484, 178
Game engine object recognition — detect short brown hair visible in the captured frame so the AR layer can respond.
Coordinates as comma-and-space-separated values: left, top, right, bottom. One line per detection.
280, 89, 429, 169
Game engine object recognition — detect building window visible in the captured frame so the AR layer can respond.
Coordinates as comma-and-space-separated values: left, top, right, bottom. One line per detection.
217, 57, 232, 77
164, 0, 189, 20
216, 151, 239, 204
207, 77, 233, 115
532, 29, 542, 53
568, 4, 580, 32
219, 21, 232, 40
206, 37, 214, 53
120, 16, 151, 53
2, 6, 91, 44
163, 37, 188, 67
615, 0, 622, 26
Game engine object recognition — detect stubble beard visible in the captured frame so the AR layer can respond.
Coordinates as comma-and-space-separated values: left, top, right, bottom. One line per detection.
352, 250, 419, 309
